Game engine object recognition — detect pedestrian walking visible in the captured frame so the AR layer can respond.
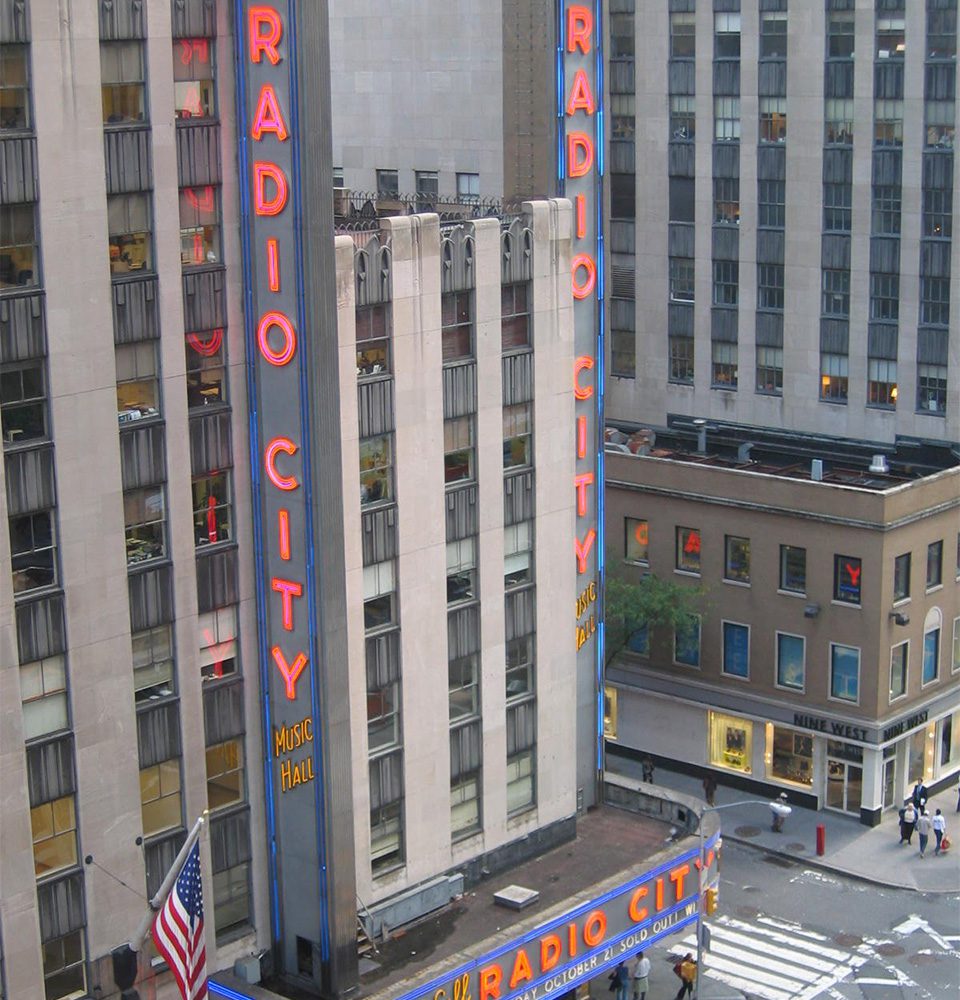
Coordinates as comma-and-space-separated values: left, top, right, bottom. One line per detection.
673, 953, 697, 1000
631, 952, 651, 1000
641, 756, 655, 784
917, 808, 932, 858
900, 801, 917, 844
608, 961, 629, 1000
932, 808, 947, 855
702, 775, 718, 807
912, 778, 929, 810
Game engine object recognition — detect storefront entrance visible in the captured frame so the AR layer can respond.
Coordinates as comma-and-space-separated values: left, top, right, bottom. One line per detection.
826, 740, 863, 815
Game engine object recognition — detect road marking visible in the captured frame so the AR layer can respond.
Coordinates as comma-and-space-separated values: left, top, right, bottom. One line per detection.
893, 914, 957, 952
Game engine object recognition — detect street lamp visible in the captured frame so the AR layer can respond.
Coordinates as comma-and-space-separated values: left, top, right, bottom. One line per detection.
694, 798, 791, 1000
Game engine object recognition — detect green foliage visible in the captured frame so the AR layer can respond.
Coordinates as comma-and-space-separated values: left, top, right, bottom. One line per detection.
605, 571, 703, 664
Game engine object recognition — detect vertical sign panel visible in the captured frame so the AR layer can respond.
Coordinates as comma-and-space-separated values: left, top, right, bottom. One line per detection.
559, 2, 604, 802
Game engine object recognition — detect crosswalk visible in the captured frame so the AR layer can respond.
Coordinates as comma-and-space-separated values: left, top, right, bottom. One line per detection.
669, 914, 867, 1000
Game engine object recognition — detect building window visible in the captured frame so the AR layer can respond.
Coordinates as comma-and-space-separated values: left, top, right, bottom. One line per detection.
42, 929, 86, 1000
124, 486, 166, 564
820, 352, 848, 402
504, 521, 534, 589
116, 342, 160, 421
140, 759, 182, 836
821, 268, 850, 317
446, 536, 477, 605
101, 40, 146, 124
714, 96, 741, 140
669, 177, 695, 223
356, 303, 390, 376
776, 633, 805, 691
20, 655, 68, 741
627, 621, 649, 656
676, 526, 701, 574
501, 283, 530, 351
824, 98, 854, 145
724, 535, 750, 584
612, 92, 636, 139
363, 560, 396, 632
927, 540, 943, 589
893, 552, 911, 602
830, 643, 860, 702
444, 415, 475, 485
10, 510, 57, 594
359, 433, 393, 506
923, 627, 940, 685
922, 186, 952, 239
506, 636, 535, 701
925, 99, 955, 148
611, 328, 636, 378
132, 625, 175, 702
714, 12, 741, 58
876, 17, 905, 60
192, 471, 231, 546
206, 739, 244, 811
441, 291, 473, 361
709, 711, 752, 773
503, 402, 532, 469
872, 184, 902, 235
722, 621, 749, 678
760, 11, 787, 59
200, 605, 238, 682
669, 256, 695, 302
624, 517, 648, 564
759, 97, 787, 143
610, 173, 635, 219
823, 181, 852, 232
953, 617, 960, 672
414, 170, 438, 209
370, 797, 403, 874
108, 192, 152, 274
712, 260, 738, 306
890, 641, 908, 700
669, 95, 695, 141
1, 360, 46, 445
367, 680, 400, 752
867, 359, 898, 408
833, 554, 862, 605
506, 748, 536, 815
711, 341, 738, 388
779, 545, 806, 594
179, 185, 220, 266
714, 176, 740, 225
456, 172, 480, 203
757, 179, 785, 228
920, 276, 951, 327
376, 169, 398, 197
31, 795, 77, 877
669, 336, 694, 383
827, 11, 855, 58
0, 44, 30, 130
173, 38, 215, 119
213, 861, 250, 936
917, 364, 947, 413
0, 202, 38, 288
451, 771, 481, 838
670, 12, 695, 58
185, 328, 226, 407
674, 616, 700, 667
769, 728, 813, 786
757, 263, 784, 311
448, 654, 479, 721
873, 99, 903, 146
928, 9, 958, 58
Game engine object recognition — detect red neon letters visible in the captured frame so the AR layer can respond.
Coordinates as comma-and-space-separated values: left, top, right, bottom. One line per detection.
257, 310, 297, 366
249, 6, 282, 64
251, 83, 289, 141
254, 161, 289, 216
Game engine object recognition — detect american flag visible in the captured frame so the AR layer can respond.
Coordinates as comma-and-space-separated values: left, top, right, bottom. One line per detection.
152, 840, 207, 1000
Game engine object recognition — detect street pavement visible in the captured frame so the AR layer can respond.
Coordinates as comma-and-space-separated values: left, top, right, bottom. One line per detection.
610, 757, 960, 894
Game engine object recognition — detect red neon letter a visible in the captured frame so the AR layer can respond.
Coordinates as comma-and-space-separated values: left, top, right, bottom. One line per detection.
566, 69, 596, 116
567, 5, 593, 54
251, 84, 289, 141
271, 646, 307, 700
249, 6, 282, 64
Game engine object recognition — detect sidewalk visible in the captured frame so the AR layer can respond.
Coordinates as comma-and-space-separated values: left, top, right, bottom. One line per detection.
610, 757, 960, 893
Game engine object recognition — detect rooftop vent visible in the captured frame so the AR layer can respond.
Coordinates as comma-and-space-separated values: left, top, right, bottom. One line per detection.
693, 418, 707, 454
811, 459, 824, 482
869, 454, 890, 475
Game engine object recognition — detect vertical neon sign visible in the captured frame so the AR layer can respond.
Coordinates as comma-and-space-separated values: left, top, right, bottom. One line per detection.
559, 2, 605, 787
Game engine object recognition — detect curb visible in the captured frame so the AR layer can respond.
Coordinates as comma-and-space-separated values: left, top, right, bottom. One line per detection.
722, 833, 960, 895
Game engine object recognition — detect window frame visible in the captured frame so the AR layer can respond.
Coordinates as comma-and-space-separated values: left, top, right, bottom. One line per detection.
139, 757, 183, 837
199, 604, 239, 682
922, 626, 940, 686
123, 484, 167, 565
0, 43, 31, 131
356, 302, 391, 377
359, 433, 394, 507
9, 508, 58, 595
675, 525, 701, 575
893, 552, 911, 603
674, 615, 701, 668
833, 553, 863, 605
867, 358, 898, 409
443, 415, 475, 486
205, 737, 245, 812
503, 401, 533, 470
441, 290, 474, 362
927, 540, 944, 590
820, 351, 849, 402
721, 620, 750, 680
755, 343, 783, 393
501, 282, 530, 352
178, 184, 221, 268
775, 632, 806, 692
890, 640, 909, 702
185, 327, 227, 408
192, 469, 232, 547
31, 794, 78, 878
456, 172, 480, 203
132, 623, 176, 703
917, 363, 948, 414
829, 642, 861, 704
101, 39, 147, 125
376, 169, 399, 198
711, 340, 738, 388
367, 677, 400, 753
108, 191, 153, 275
20, 654, 69, 741
723, 535, 751, 585
506, 747, 536, 817
624, 517, 649, 565
779, 545, 806, 595
173, 37, 216, 121
0, 201, 39, 289
1, 359, 47, 446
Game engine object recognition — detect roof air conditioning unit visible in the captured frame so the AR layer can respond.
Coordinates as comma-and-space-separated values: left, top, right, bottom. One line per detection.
333, 187, 351, 216
869, 454, 890, 474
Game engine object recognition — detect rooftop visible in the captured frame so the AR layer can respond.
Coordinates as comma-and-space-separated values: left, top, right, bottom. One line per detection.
605, 417, 960, 492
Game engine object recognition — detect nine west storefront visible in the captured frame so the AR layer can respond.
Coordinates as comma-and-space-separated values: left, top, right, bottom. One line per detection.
607, 679, 960, 825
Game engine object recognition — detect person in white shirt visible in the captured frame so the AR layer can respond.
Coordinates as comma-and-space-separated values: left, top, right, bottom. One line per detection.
932, 808, 947, 855
631, 951, 651, 1000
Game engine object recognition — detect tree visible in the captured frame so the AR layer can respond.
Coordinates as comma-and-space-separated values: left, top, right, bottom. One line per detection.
604, 571, 704, 664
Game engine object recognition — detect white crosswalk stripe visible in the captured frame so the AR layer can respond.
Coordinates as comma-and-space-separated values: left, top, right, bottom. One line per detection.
669, 914, 866, 1000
